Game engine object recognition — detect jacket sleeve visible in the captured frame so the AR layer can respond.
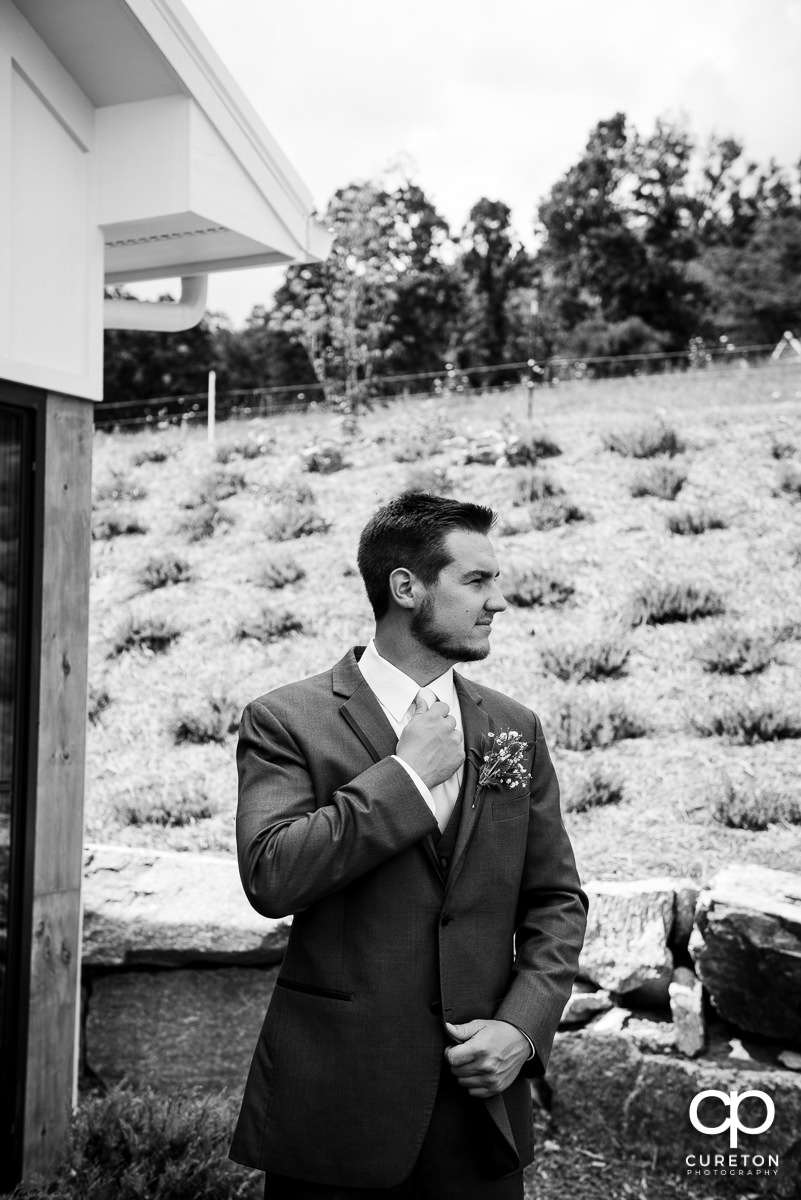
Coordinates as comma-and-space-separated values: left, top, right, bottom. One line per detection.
494, 712, 588, 1075
236, 698, 439, 918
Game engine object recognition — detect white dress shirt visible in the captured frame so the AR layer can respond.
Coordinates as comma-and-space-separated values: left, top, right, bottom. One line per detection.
357, 638, 463, 830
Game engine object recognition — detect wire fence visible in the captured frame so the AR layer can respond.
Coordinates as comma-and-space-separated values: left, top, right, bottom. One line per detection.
93, 341, 800, 431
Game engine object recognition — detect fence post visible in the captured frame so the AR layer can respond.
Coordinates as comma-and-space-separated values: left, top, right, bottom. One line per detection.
207, 370, 216, 445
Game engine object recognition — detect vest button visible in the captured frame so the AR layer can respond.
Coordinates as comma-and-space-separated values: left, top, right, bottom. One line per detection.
438, 856, 449, 871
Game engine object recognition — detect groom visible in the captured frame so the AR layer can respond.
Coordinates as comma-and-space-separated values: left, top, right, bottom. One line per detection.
230, 493, 587, 1199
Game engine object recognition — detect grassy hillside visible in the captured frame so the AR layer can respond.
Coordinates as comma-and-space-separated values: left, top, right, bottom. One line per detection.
87, 362, 801, 884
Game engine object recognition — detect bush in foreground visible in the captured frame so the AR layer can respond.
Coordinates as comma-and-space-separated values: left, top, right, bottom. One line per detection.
302, 440, 349, 474
258, 551, 306, 589
2, 1085, 260, 1200
115, 780, 221, 828
710, 777, 801, 830
564, 766, 626, 814
603, 421, 685, 459
505, 430, 562, 466
264, 488, 329, 541
629, 581, 725, 626
504, 565, 574, 608
666, 508, 727, 535
235, 606, 304, 642
92, 510, 148, 540
109, 612, 181, 657
138, 552, 192, 591
171, 691, 240, 744
540, 636, 630, 682
404, 464, 453, 495
691, 699, 801, 743
629, 461, 686, 500
775, 463, 801, 500
553, 694, 649, 750
177, 501, 235, 542
695, 626, 777, 675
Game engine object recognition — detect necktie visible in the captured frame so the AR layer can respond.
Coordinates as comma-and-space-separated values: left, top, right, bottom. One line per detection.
413, 688, 461, 834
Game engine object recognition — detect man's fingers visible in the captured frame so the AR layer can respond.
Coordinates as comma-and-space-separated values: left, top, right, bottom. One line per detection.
412, 695, 429, 715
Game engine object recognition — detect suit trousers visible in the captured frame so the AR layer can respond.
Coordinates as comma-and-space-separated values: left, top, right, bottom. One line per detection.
261, 1060, 525, 1200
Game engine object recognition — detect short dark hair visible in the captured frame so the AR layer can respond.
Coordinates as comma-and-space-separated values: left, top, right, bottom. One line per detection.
357, 492, 496, 619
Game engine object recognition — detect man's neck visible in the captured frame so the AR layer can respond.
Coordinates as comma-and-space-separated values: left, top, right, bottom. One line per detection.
372, 628, 454, 688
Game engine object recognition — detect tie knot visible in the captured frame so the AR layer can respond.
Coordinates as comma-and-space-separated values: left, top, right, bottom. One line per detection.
416, 687, 438, 711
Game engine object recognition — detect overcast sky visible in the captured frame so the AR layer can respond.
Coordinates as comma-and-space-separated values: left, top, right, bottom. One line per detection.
165, 0, 801, 326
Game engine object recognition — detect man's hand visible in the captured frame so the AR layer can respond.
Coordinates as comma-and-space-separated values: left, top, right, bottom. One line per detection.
396, 696, 464, 789
444, 1019, 531, 1098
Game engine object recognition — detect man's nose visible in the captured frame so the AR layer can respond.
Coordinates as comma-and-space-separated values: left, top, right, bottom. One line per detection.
486, 583, 507, 613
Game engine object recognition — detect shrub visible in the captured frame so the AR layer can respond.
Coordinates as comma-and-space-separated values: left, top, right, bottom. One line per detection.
505, 430, 562, 466
514, 468, 563, 504
390, 411, 456, 462
87, 683, 111, 725
540, 636, 630, 682
504, 565, 574, 608
695, 627, 777, 675
667, 508, 727, 535
629, 581, 725, 626
630, 461, 686, 500
710, 777, 801, 830
94, 469, 147, 505
132, 445, 173, 466
770, 437, 796, 460
404, 464, 453, 495
302, 440, 349, 474
4, 1085, 259, 1200
264, 492, 329, 541
138, 552, 192, 591
564, 766, 626, 813
178, 502, 235, 542
182, 469, 246, 509
110, 612, 181, 657
691, 700, 801, 743
215, 436, 272, 463
775, 463, 801, 500
171, 691, 240, 744
92, 510, 148, 540
235, 606, 304, 642
115, 780, 221, 827
528, 497, 586, 530
604, 421, 685, 459
554, 694, 649, 750
258, 551, 306, 589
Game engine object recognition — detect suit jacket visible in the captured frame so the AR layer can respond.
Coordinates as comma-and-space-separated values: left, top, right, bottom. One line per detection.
229, 647, 587, 1187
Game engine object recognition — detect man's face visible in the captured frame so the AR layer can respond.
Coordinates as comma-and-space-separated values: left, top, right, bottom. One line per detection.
410, 529, 507, 662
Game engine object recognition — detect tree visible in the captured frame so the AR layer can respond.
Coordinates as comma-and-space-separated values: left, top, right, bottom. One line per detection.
270, 177, 458, 408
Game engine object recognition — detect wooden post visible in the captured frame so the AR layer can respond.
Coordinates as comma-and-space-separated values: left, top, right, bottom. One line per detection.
22, 393, 92, 1179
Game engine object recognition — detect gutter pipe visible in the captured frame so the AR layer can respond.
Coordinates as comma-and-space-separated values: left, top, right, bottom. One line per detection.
103, 275, 209, 332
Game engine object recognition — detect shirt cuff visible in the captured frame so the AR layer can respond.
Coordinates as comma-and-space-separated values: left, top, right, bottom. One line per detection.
507, 1023, 536, 1062
392, 755, 437, 817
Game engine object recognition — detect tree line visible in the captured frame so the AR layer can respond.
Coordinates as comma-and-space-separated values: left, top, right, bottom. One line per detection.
103, 112, 801, 408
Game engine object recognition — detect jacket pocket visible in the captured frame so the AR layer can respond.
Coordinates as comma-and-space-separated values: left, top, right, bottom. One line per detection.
491, 792, 530, 822
275, 977, 355, 1002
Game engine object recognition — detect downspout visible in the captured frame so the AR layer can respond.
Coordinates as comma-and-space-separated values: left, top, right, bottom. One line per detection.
103, 275, 208, 332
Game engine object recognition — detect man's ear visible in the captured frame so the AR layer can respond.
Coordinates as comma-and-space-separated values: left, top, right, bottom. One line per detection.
388, 567, 420, 610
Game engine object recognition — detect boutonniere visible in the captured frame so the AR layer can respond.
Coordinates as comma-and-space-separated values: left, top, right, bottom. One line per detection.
470, 728, 531, 795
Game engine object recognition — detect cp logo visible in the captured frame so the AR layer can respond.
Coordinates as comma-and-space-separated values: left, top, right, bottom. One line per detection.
689, 1089, 775, 1149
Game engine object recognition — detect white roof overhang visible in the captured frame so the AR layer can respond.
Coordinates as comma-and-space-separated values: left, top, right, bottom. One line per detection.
14, 0, 331, 283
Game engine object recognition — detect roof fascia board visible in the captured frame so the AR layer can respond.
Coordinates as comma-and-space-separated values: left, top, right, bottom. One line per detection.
122, 0, 320, 252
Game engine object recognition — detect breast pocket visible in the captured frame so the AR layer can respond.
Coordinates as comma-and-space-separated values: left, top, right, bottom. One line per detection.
491, 791, 530, 822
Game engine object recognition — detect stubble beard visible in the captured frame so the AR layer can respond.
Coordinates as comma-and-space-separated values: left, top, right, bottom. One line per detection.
410, 593, 491, 663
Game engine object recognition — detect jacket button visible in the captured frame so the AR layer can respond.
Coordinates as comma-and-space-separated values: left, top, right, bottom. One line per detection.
440, 913, 453, 926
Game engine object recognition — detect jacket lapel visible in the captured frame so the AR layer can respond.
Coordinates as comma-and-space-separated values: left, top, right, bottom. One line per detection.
333, 647, 443, 879
445, 672, 490, 898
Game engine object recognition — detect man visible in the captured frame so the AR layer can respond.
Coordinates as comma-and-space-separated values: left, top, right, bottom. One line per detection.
230, 493, 587, 1199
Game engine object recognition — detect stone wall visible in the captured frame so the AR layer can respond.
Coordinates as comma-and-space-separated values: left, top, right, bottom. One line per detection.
81, 845, 801, 1196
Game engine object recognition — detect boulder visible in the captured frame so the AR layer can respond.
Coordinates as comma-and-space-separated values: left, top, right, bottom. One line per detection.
669, 966, 705, 1058
689, 863, 801, 1042
579, 878, 675, 1002
84, 965, 279, 1091
82, 843, 290, 967
559, 988, 613, 1028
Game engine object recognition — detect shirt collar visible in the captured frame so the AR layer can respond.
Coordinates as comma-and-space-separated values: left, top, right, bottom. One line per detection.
358, 638, 456, 723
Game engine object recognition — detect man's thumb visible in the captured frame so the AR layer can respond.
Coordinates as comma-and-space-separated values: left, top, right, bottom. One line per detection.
412, 694, 429, 716
445, 1020, 484, 1042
